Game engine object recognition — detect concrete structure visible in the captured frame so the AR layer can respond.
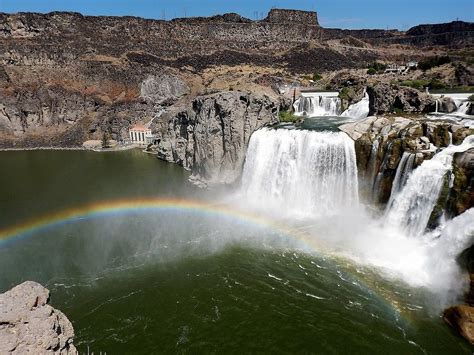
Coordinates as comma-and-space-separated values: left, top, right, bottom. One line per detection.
129, 124, 154, 145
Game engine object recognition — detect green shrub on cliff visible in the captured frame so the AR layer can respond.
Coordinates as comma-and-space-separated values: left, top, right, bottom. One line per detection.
312, 72, 322, 81
367, 68, 377, 75
367, 61, 387, 72
429, 79, 447, 90
339, 87, 351, 101
278, 110, 299, 122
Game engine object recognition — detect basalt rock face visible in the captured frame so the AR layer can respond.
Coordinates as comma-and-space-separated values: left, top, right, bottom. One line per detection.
367, 84, 436, 116
0, 281, 76, 354
151, 91, 279, 185
447, 148, 474, 217
340, 116, 473, 206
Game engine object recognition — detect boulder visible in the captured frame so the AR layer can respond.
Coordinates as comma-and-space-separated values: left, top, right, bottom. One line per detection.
444, 305, 474, 344
0, 281, 77, 354
437, 97, 457, 113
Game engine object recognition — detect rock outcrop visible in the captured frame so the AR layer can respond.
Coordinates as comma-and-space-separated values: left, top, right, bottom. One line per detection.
447, 148, 474, 217
437, 97, 457, 113
0, 281, 76, 354
140, 73, 189, 105
151, 91, 279, 185
367, 84, 436, 116
340, 116, 473, 207
444, 304, 474, 344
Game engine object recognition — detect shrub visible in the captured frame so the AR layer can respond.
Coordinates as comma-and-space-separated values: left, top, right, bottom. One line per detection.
367, 62, 387, 72
278, 110, 299, 122
339, 87, 351, 101
312, 72, 322, 81
367, 68, 377, 75
429, 79, 447, 90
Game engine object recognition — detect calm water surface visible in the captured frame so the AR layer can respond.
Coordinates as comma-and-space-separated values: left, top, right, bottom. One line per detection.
0, 150, 471, 354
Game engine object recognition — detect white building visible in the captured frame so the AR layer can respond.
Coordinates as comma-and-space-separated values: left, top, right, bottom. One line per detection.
129, 124, 154, 145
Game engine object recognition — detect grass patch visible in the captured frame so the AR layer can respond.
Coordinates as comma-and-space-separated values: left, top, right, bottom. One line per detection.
279, 110, 299, 122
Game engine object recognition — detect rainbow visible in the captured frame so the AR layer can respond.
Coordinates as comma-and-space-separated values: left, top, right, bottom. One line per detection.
0, 197, 417, 319
0, 197, 319, 250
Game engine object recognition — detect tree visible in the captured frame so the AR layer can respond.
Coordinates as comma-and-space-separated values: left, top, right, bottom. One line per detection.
101, 132, 110, 149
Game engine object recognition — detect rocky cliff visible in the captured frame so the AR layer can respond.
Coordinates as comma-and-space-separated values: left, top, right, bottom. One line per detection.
0, 281, 76, 354
151, 91, 279, 185
340, 116, 474, 212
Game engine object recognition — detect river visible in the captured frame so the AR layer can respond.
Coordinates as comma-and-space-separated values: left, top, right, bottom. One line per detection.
0, 149, 471, 353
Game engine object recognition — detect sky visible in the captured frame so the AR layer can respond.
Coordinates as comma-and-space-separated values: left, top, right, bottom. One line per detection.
1, 0, 473, 30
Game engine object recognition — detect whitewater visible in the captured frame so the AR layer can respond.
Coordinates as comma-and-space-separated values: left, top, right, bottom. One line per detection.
236, 127, 474, 308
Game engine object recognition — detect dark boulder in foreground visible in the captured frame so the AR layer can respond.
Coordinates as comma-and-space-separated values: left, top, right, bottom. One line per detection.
0, 281, 77, 354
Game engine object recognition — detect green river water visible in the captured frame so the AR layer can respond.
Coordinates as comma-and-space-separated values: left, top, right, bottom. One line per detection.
0, 150, 471, 354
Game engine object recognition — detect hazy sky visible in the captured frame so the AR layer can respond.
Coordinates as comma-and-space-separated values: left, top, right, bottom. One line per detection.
1, 0, 473, 30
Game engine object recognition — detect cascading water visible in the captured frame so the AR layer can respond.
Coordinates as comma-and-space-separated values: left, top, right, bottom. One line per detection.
237, 126, 473, 306
293, 92, 341, 117
241, 128, 358, 218
341, 92, 370, 120
386, 152, 415, 209
456, 101, 471, 115
385, 136, 474, 237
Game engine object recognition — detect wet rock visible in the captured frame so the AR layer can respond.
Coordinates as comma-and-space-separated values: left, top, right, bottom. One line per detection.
0, 281, 77, 354
423, 122, 451, 148
446, 148, 474, 217
452, 126, 474, 145
444, 305, 474, 344
437, 97, 457, 113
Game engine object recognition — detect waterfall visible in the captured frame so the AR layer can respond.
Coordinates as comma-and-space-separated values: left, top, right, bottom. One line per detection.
293, 92, 341, 117
456, 101, 471, 115
385, 136, 474, 237
386, 152, 415, 209
341, 92, 370, 120
241, 128, 359, 217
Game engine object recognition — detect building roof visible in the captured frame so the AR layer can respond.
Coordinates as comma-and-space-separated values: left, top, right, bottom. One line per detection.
130, 123, 150, 131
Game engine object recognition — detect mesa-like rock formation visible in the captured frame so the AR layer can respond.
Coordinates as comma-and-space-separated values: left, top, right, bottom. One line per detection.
0, 8, 472, 149
0, 281, 77, 354
150, 91, 279, 185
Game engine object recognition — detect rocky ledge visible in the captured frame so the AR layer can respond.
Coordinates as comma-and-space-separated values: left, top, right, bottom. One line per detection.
0, 281, 77, 354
